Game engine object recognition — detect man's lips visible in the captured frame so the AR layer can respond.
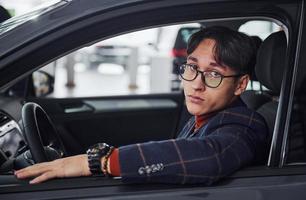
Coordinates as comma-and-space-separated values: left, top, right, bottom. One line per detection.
188, 95, 204, 103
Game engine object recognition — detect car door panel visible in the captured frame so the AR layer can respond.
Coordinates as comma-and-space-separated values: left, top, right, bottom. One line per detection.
2, 166, 306, 199
28, 92, 186, 155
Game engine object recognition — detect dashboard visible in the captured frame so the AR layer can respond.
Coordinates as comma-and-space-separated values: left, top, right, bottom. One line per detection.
0, 111, 24, 166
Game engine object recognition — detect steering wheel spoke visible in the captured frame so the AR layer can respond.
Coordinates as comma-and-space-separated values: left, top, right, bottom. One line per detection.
21, 102, 66, 163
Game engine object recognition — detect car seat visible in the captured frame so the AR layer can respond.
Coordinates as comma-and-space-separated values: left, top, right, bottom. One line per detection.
255, 30, 306, 163
255, 31, 287, 137
241, 35, 271, 110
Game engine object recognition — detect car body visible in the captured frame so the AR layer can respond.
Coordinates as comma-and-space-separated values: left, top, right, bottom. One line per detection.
0, 0, 306, 199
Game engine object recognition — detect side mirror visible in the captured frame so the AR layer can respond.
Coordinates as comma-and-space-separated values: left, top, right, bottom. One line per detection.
32, 70, 54, 97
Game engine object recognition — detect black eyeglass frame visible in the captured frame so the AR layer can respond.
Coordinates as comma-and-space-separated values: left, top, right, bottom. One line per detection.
178, 63, 244, 88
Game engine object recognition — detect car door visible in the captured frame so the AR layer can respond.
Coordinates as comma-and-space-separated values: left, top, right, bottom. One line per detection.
27, 92, 186, 155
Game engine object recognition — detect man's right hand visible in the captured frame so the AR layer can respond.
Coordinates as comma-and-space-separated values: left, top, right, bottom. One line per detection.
15, 154, 92, 184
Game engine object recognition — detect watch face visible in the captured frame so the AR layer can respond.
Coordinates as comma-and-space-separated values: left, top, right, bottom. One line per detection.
90, 148, 99, 154
97, 143, 107, 149
88, 143, 109, 155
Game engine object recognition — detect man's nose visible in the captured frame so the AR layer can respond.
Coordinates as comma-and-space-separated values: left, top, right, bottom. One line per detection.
191, 73, 205, 91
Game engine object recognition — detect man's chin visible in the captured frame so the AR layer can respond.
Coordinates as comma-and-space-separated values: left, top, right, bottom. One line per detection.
186, 106, 207, 116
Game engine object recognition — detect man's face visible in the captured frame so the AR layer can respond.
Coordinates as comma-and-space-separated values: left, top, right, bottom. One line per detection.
183, 38, 248, 116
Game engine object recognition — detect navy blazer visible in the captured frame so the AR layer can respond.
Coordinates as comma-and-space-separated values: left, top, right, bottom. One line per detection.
118, 98, 268, 184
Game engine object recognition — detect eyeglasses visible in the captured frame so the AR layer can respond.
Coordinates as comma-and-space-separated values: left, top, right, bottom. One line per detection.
178, 63, 243, 88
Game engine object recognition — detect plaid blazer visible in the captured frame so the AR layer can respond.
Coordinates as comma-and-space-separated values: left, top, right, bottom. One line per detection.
118, 98, 268, 185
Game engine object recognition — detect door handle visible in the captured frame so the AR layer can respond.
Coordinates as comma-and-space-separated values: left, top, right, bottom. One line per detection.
64, 104, 93, 113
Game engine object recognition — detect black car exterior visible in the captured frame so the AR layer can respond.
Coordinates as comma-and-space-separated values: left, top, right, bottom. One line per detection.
0, 0, 305, 199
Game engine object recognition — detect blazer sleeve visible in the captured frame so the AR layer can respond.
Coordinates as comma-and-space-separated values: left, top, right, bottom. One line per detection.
118, 115, 268, 184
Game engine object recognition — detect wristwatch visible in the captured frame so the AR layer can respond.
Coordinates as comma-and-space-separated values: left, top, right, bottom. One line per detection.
86, 143, 112, 175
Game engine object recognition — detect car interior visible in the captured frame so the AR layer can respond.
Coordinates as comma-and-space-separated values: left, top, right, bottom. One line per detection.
0, 2, 305, 197
0, 21, 286, 167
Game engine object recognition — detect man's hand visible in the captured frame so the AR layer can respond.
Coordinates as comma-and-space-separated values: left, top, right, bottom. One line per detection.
15, 154, 92, 184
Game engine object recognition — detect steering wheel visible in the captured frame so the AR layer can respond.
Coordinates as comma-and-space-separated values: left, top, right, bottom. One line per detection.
21, 102, 66, 163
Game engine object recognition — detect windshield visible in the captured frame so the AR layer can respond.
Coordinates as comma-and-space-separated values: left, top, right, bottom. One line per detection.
0, 0, 68, 35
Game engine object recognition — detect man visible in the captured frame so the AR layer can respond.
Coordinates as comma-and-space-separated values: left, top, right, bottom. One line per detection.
15, 26, 268, 185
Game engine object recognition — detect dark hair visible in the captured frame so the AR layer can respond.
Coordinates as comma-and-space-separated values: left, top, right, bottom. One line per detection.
187, 26, 256, 75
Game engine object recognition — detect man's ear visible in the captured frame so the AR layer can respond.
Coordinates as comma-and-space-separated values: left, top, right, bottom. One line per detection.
234, 74, 250, 95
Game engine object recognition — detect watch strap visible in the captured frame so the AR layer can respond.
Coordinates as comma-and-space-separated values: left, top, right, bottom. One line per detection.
86, 143, 111, 175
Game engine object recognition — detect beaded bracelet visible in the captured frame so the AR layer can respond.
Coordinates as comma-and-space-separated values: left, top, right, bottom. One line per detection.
102, 146, 115, 176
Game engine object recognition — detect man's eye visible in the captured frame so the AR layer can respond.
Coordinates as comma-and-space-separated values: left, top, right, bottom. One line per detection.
187, 64, 198, 71
208, 71, 221, 78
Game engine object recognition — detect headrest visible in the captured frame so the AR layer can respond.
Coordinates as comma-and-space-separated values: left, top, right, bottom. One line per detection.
249, 36, 263, 82
255, 31, 287, 93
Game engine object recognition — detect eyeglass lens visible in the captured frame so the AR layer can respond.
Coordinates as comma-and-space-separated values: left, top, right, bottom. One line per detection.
179, 64, 222, 88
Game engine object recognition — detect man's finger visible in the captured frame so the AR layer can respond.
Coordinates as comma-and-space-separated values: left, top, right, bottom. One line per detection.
29, 171, 56, 184
16, 161, 49, 173
15, 163, 51, 179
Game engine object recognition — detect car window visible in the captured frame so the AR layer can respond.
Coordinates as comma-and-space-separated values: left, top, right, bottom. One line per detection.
37, 23, 201, 98
36, 20, 281, 98
239, 20, 281, 91
239, 20, 281, 40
